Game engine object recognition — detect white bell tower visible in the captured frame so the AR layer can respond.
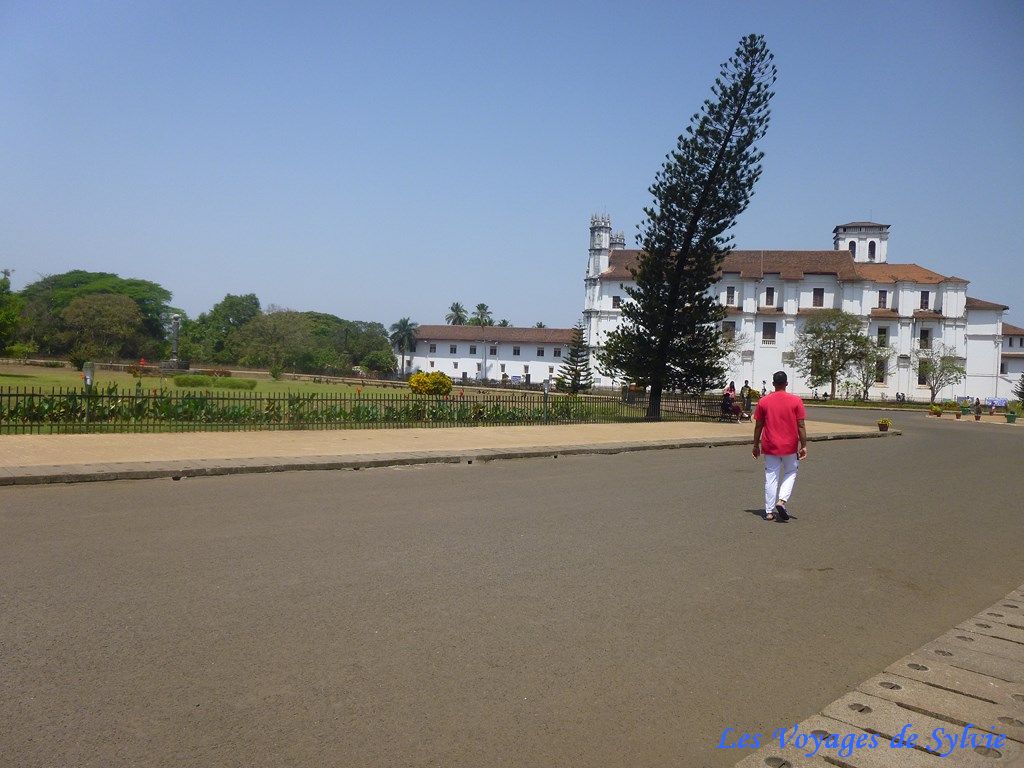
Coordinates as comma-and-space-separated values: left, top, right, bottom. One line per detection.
833, 221, 889, 263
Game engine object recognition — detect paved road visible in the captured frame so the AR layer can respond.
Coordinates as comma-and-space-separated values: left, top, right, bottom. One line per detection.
1, 410, 1021, 768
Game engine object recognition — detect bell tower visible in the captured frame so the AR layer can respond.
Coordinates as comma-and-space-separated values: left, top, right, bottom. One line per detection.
833, 221, 889, 263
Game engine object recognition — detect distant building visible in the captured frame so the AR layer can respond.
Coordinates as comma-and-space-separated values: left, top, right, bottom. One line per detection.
582, 215, 1016, 400
404, 325, 573, 385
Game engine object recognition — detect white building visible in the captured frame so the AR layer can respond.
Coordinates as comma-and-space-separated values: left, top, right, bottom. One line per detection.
404, 325, 574, 386
583, 215, 1018, 400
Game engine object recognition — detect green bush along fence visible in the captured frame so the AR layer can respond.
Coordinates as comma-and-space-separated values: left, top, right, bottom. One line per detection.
0, 385, 721, 434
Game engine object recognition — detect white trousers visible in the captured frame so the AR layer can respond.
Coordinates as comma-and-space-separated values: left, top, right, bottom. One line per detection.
765, 453, 799, 513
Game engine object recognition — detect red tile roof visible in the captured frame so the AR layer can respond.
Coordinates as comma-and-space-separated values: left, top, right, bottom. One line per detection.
414, 325, 574, 344
966, 296, 1010, 311
853, 263, 956, 284
1003, 323, 1024, 336
601, 249, 965, 286
870, 308, 900, 318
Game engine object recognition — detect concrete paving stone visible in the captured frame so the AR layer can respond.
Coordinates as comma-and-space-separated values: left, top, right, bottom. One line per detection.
896, 644, 1024, 685
981, 600, 1024, 626
856, 673, 1024, 744
887, 653, 1024, 711
960, 619, 1024, 645
821, 693, 1024, 766
732, 746, 830, 767
934, 630, 1024, 665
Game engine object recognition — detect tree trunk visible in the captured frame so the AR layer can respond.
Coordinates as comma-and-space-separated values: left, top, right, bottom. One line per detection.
830, 375, 837, 399
645, 381, 662, 421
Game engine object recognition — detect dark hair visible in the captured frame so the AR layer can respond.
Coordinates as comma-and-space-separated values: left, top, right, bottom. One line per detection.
772, 370, 788, 386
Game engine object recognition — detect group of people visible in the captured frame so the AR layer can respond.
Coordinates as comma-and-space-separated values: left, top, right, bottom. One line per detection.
721, 379, 757, 421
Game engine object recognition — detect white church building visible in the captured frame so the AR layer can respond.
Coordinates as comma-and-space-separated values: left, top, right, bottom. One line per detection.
583, 215, 1019, 400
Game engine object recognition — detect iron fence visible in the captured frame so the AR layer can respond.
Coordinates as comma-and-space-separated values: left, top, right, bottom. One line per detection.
0, 386, 722, 434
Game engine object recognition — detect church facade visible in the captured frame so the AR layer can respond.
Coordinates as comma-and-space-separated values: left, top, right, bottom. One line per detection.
582, 215, 1017, 400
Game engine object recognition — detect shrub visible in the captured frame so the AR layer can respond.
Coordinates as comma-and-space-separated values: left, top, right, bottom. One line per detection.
877, 418, 894, 427
212, 378, 257, 390
408, 371, 453, 395
269, 364, 284, 380
3, 341, 38, 359
174, 374, 214, 388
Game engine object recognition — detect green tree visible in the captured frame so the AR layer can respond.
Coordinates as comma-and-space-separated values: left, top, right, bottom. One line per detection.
849, 342, 894, 400
61, 294, 146, 366
496, 319, 510, 327
445, 302, 468, 325
362, 349, 397, 375
224, 311, 316, 371
556, 322, 593, 394
389, 317, 419, 377
1014, 374, 1024, 402
0, 270, 22, 353
598, 35, 776, 420
467, 303, 494, 326
534, 322, 546, 328
792, 309, 869, 399
913, 344, 966, 404
180, 293, 261, 362
19, 270, 173, 349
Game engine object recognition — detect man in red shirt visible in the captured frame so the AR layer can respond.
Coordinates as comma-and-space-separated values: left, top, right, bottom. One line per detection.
751, 370, 808, 521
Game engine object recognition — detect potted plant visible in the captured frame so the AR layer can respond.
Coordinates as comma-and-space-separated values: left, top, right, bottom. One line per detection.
877, 417, 893, 432
1007, 402, 1021, 424
930, 404, 943, 417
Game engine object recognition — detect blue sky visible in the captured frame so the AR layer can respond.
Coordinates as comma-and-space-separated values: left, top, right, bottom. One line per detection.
2, 0, 1022, 327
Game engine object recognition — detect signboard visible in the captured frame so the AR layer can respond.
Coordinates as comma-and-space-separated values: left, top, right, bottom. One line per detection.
986, 398, 1008, 407
511, 376, 522, 384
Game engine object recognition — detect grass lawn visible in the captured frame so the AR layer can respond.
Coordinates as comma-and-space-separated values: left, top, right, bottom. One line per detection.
0, 364, 408, 396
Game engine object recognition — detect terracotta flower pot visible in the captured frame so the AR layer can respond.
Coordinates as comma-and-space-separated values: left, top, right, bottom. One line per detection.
878, 424, 889, 432
975, 415, 982, 421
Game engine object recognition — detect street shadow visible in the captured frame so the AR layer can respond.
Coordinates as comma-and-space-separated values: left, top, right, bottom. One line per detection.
744, 508, 798, 522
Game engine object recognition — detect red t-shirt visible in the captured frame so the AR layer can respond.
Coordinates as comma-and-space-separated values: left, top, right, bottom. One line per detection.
753, 391, 806, 456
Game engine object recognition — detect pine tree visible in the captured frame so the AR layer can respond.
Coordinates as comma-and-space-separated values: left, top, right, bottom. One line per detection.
598, 34, 776, 420
1013, 373, 1024, 402
556, 322, 593, 394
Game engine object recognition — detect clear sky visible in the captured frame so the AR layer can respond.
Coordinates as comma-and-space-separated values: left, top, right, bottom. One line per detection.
2, 0, 1022, 328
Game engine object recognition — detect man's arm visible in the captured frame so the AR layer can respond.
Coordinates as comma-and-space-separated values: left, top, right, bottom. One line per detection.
752, 421, 763, 458
797, 419, 807, 459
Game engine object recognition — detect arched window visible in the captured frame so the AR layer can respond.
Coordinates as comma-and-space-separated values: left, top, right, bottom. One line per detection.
868, 241, 876, 261
848, 241, 857, 257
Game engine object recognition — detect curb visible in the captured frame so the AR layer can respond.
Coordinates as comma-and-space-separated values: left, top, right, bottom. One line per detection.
0, 429, 898, 487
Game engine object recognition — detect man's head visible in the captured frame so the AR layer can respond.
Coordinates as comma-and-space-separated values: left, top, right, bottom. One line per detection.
772, 370, 788, 390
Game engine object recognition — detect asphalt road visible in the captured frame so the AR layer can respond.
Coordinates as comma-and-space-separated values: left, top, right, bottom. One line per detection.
2, 410, 1022, 768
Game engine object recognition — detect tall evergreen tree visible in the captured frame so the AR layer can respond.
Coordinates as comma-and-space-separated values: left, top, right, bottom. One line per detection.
598, 34, 776, 420
556, 322, 593, 394
1015, 374, 1024, 402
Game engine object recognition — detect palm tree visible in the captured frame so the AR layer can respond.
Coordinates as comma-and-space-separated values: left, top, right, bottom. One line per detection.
445, 302, 468, 325
497, 319, 511, 327
388, 317, 419, 377
467, 303, 494, 327
534, 322, 546, 328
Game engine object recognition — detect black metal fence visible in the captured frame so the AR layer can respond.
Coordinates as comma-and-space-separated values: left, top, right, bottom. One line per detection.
0, 387, 722, 434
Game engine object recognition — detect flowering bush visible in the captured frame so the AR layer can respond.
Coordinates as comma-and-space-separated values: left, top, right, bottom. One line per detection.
408, 371, 453, 396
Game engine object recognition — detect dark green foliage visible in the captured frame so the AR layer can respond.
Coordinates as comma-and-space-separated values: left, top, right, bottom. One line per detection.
361, 349, 397, 375
389, 317, 419, 376
61, 294, 148, 366
173, 375, 255, 389
1014, 374, 1024, 402
18, 270, 174, 355
556, 322, 593, 394
0, 272, 22, 353
598, 34, 775, 419
179, 293, 261, 363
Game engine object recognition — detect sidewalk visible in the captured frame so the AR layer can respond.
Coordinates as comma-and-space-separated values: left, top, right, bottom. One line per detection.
735, 581, 1024, 767
0, 419, 888, 485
